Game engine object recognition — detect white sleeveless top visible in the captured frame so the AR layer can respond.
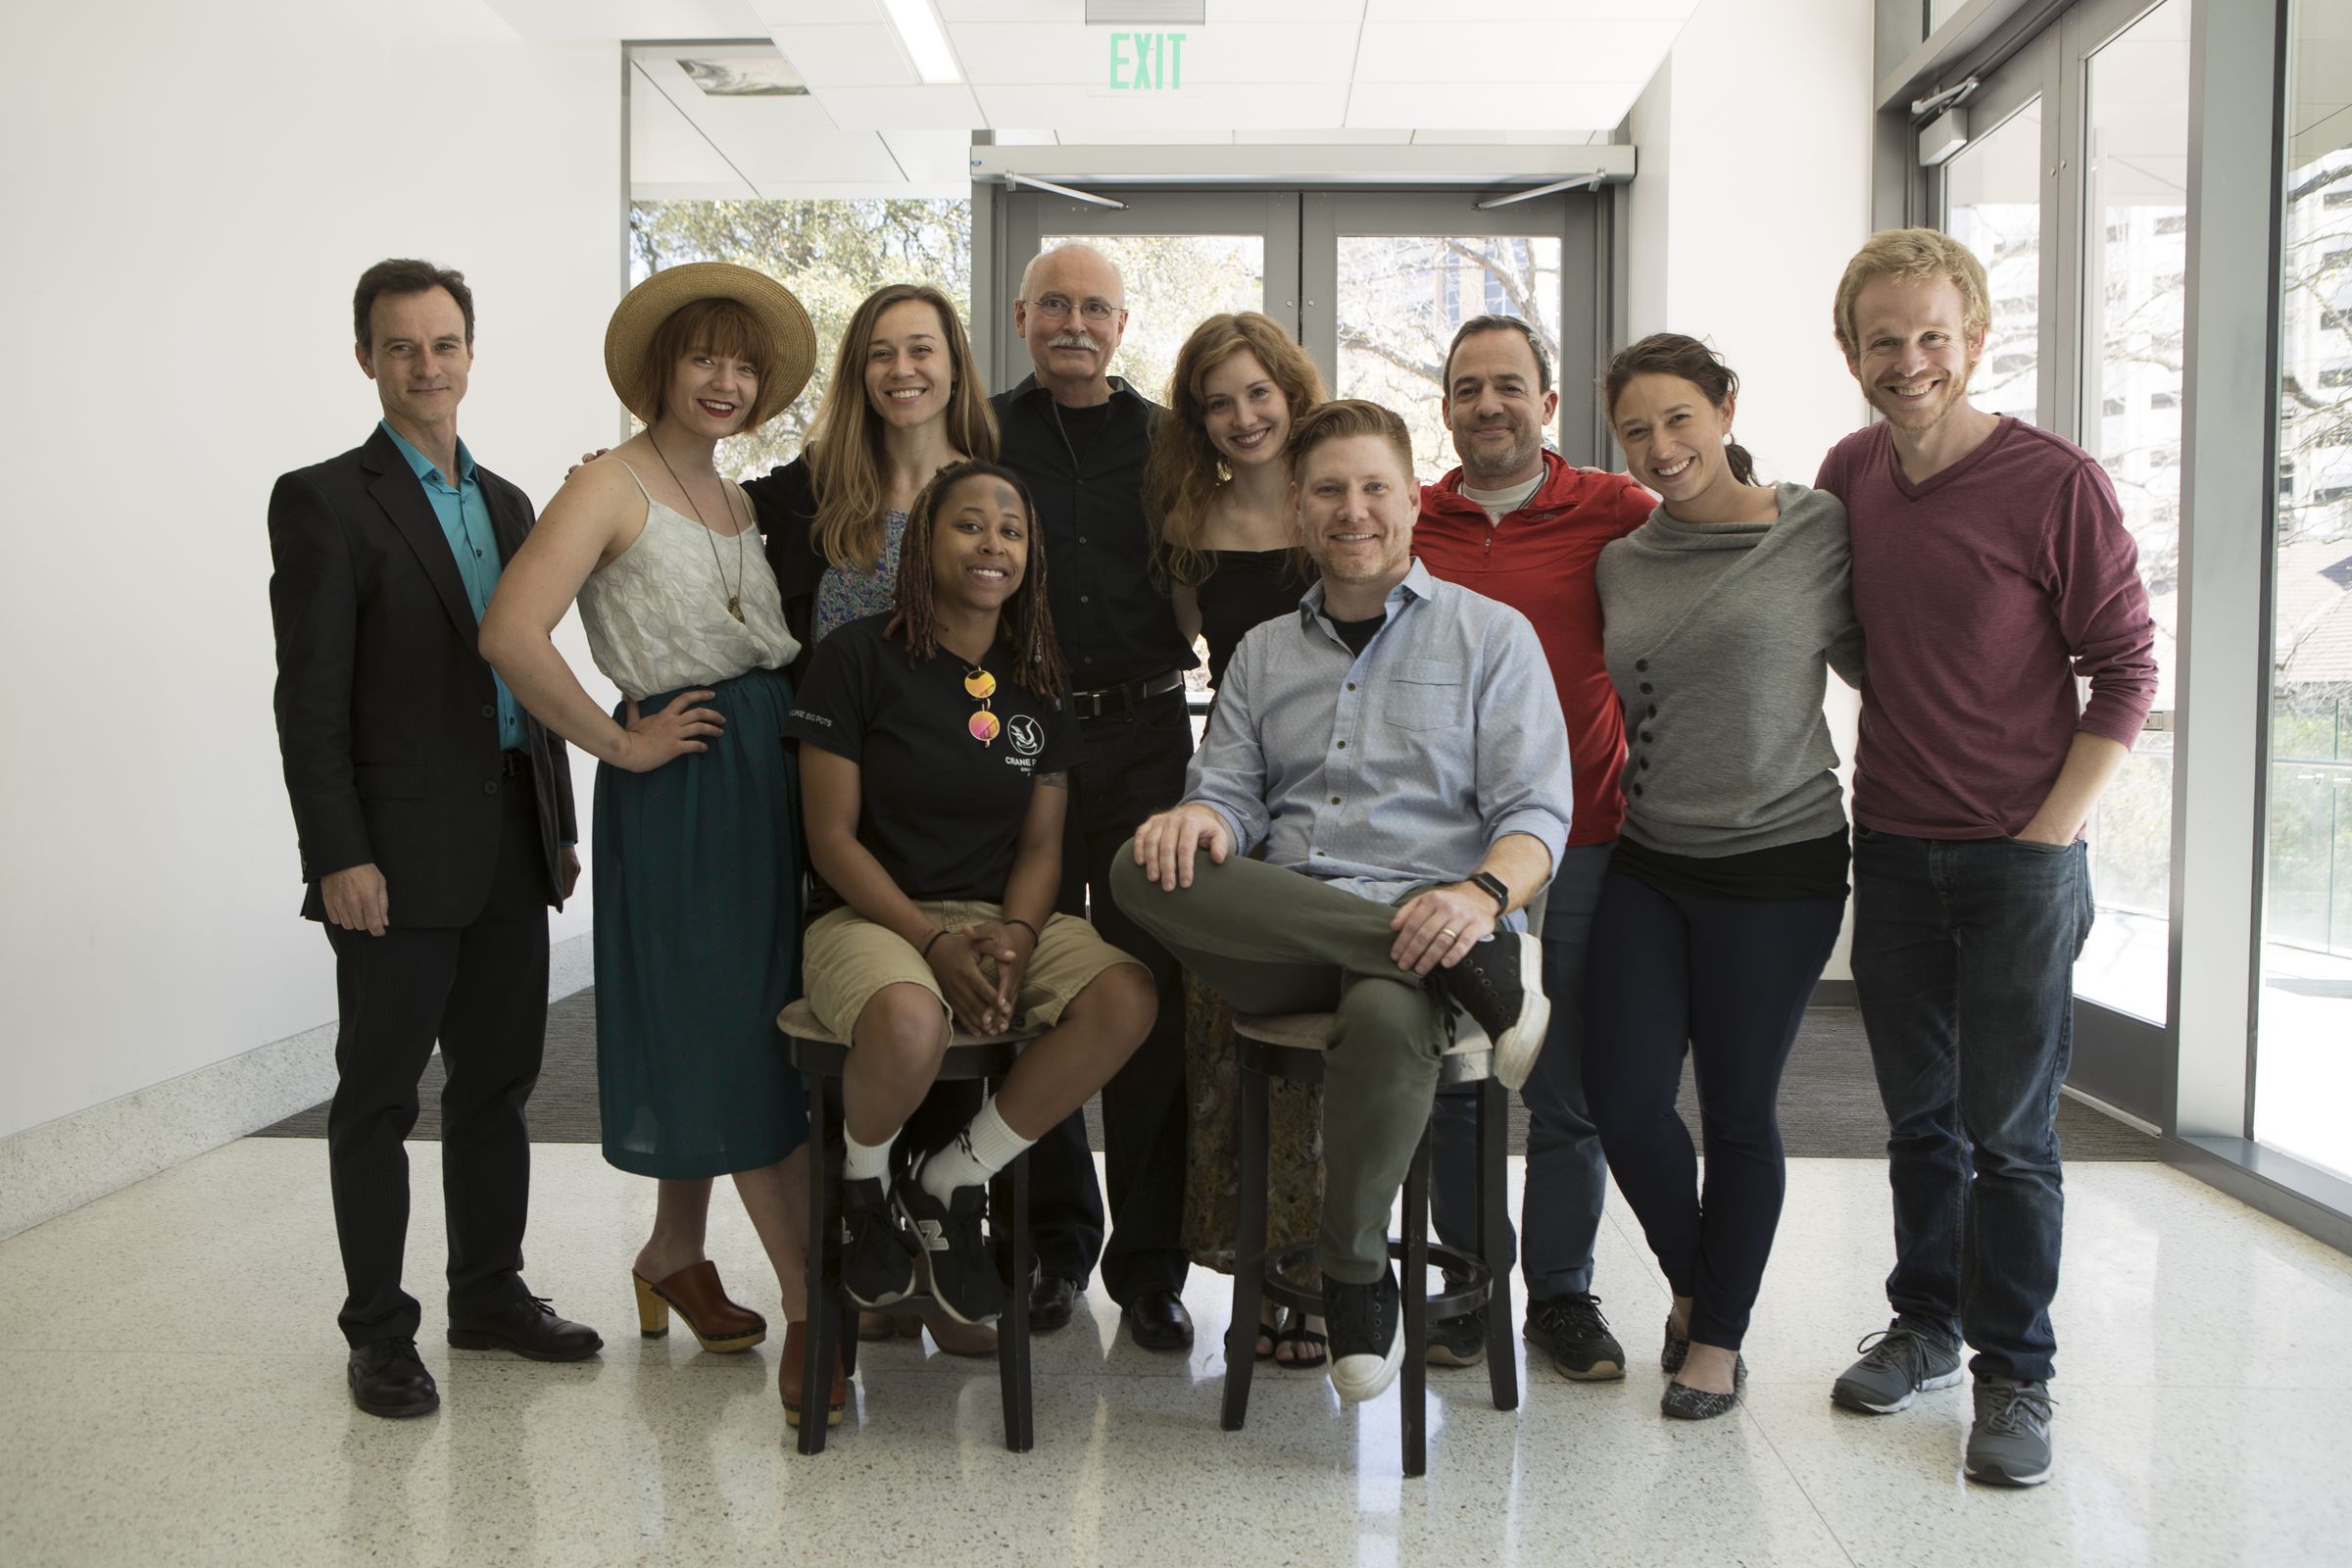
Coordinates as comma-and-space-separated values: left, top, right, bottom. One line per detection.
576, 462, 801, 702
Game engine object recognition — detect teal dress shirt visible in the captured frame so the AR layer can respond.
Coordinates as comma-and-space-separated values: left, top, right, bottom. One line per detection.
380, 421, 526, 752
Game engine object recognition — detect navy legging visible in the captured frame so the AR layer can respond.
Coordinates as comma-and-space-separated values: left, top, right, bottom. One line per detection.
1582, 872, 1844, 1350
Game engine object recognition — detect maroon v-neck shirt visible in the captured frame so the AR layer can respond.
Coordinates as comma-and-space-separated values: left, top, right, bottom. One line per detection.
1815, 416, 2157, 840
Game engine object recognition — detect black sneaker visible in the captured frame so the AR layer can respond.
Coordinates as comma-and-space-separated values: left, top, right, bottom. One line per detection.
1432, 931, 1549, 1090
1425, 1306, 1487, 1366
840, 1175, 917, 1308
1524, 1292, 1626, 1381
1325, 1268, 1403, 1402
897, 1153, 1004, 1327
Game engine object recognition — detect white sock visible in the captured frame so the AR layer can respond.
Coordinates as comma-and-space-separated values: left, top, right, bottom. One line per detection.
918, 1099, 1034, 1200
844, 1129, 895, 1184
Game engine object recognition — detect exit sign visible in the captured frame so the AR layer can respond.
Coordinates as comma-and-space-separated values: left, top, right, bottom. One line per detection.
1107, 30, 1187, 91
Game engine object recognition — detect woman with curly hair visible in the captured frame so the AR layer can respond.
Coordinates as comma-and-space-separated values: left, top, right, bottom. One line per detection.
783, 460, 1156, 1336
1142, 312, 1332, 1368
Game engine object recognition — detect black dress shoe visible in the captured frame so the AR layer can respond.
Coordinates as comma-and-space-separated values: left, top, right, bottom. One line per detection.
446, 1296, 604, 1362
1125, 1288, 1194, 1351
1030, 1273, 1080, 1333
348, 1339, 440, 1418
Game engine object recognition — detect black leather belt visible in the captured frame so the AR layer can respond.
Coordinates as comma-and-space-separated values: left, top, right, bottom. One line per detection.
499, 749, 532, 780
1068, 668, 1184, 722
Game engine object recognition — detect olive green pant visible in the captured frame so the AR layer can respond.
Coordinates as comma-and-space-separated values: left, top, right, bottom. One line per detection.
1108, 847, 1447, 1284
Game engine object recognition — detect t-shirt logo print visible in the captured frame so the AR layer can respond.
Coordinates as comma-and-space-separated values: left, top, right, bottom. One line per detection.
1006, 713, 1045, 758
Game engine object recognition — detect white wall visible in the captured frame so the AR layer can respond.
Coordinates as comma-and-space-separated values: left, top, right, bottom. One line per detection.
0, 1, 620, 1144
1624, 0, 1877, 979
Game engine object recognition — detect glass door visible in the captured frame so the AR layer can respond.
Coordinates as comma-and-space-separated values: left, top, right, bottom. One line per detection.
2259, 0, 2352, 1184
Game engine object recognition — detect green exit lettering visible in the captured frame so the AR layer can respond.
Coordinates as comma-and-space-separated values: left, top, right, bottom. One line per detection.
1108, 30, 1186, 92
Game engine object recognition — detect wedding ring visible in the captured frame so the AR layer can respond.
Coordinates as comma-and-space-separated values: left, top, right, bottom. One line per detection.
1439, 928, 1457, 940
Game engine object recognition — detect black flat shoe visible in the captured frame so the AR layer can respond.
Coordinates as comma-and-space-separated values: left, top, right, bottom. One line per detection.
1124, 1288, 1194, 1351
446, 1296, 604, 1362
348, 1339, 439, 1418
1030, 1273, 1080, 1333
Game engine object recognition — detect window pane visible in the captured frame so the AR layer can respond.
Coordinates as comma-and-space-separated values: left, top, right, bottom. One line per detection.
2259, 0, 2352, 1182
2076, 0, 2188, 1026
1335, 234, 1563, 480
1041, 232, 1264, 410
1944, 101, 2043, 424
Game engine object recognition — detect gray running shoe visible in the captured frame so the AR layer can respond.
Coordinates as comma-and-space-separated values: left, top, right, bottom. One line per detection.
1966, 1376, 2056, 1487
1831, 1316, 1963, 1413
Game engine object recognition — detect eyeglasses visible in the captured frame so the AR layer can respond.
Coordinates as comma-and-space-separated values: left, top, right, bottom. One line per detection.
964, 664, 1000, 746
1027, 293, 1119, 322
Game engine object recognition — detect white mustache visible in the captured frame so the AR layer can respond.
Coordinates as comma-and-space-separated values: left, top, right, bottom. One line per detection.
1050, 333, 1095, 350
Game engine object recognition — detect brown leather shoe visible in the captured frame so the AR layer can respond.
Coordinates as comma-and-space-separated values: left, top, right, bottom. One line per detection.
632, 1262, 766, 1353
779, 1319, 847, 1428
920, 1310, 999, 1357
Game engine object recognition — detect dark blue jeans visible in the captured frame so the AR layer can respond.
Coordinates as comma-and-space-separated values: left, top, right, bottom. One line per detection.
1580, 873, 1844, 1351
1431, 845, 1613, 1301
1850, 827, 2094, 1383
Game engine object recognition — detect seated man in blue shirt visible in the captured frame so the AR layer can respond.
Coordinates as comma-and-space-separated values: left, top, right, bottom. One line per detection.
1110, 398, 1575, 1402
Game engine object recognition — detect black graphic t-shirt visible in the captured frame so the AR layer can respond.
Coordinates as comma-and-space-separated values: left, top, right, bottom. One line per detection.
784, 612, 1080, 908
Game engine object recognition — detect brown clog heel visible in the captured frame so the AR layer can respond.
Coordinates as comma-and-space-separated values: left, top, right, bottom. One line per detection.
779, 1320, 848, 1428
631, 1261, 767, 1352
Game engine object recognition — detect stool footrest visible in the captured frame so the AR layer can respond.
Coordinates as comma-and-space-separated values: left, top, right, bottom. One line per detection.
1255, 1242, 1492, 1321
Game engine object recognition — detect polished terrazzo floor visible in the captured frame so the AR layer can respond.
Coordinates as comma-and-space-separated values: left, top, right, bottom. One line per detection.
3, 1140, 2348, 1566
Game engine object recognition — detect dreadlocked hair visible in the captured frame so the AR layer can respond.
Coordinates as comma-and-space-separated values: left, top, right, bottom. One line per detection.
888, 461, 1068, 702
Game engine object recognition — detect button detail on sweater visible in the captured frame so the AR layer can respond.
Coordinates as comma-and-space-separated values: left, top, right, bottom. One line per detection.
1639, 682, 1653, 694
1635, 659, 1648, 671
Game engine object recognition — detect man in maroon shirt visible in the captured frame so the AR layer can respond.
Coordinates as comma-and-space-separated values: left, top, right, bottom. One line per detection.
1415, 315, 1655, 1382
1814, 229, 2156, 1488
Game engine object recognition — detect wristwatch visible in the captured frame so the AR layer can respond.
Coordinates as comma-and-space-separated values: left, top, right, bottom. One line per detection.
1467, 870, 1510, 918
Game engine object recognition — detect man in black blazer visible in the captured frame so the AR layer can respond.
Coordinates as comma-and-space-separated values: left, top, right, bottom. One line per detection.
270, 258, 601, 1419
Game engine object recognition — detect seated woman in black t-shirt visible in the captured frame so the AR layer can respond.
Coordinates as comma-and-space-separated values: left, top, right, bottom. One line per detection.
783, 461, 1156, 1329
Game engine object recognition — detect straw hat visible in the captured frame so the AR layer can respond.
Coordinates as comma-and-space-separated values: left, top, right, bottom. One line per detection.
603, 262, 817, 429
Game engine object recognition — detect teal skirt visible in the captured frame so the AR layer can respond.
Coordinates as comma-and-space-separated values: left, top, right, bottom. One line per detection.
593, 666, 808, 1178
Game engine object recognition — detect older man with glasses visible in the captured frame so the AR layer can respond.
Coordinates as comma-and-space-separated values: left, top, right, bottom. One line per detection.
989, 242, 1200, 1352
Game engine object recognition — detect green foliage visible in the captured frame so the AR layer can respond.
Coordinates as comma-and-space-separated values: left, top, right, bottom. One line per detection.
630, 199, 973, 478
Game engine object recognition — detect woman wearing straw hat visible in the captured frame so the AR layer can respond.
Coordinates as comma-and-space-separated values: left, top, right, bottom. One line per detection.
482, 262, 844, 1426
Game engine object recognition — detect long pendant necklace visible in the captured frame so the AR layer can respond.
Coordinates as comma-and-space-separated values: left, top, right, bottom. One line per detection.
652, 437, 748, 622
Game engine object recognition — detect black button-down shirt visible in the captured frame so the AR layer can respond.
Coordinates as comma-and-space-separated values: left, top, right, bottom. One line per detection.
991, 373, 1196, 690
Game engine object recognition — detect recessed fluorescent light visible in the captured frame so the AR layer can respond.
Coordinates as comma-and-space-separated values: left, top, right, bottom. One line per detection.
881, 0, 961, 85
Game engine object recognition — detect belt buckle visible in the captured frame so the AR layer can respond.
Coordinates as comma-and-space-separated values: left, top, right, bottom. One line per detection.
500, 750, 529, 780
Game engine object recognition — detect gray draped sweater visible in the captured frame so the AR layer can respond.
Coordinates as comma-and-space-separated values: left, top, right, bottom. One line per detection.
1593, 480, 1865, 857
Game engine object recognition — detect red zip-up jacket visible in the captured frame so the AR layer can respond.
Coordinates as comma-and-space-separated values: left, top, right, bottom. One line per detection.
1416, 451, 1656, 847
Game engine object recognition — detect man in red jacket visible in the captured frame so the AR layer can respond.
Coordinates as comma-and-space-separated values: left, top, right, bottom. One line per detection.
1414, 315, 1654, 1380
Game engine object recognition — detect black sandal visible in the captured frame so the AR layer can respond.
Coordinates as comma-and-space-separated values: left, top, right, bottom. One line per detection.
1273, 1312, 1329, 1370
1255, 1306, 1281, 1362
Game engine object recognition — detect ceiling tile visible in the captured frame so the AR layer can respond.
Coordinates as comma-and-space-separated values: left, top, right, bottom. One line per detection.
749, 0, 892, 24
489, 0, 770, 39
936, 0, 1080, 18
771, 24, 919, 86
817, 82, 990, 129
881, 127, 980, 181
1352, 18, 1685, 81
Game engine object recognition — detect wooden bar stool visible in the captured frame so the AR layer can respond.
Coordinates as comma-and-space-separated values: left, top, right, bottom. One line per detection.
776, 999, 1040, 1456
1220, 1012, 1518, 1477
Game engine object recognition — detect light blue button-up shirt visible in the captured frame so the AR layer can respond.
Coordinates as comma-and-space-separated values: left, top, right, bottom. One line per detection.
381, 421, 525, 752
1185, 559, 1575, 916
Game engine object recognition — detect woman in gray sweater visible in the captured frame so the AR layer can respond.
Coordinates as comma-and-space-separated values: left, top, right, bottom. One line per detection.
1584, 334, 1863, 1419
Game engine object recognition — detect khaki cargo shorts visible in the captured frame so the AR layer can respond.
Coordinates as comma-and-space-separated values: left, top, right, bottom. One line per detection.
804, 899, 1146, 1039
